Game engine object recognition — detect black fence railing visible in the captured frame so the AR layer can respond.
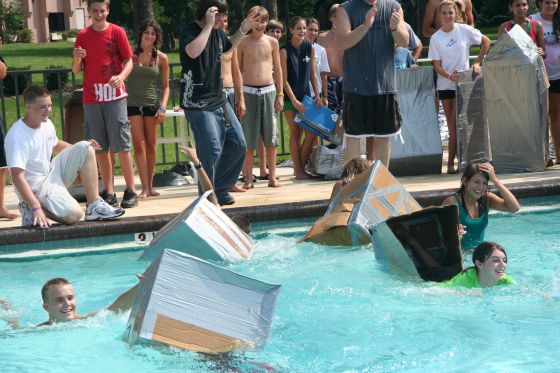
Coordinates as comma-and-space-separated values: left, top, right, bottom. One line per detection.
0, 63, 291, 169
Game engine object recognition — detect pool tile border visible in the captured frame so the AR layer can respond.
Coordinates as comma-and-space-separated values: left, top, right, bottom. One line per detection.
0, 178, 559, 249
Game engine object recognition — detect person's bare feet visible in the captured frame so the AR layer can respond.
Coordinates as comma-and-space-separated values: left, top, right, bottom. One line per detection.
148, 189, 160, 197
138, 189, 150, 199
243, 181, 254, 189
268, 179, 282, 188
294, 172, 311, 180
0, 207, 18, 220
230, 185, 247, 193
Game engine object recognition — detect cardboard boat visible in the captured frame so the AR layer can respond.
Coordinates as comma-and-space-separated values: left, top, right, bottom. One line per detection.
126, 249, 281, 353
141, 191, 254, 262
372, 205, 463, 282
302, 161, 422, 246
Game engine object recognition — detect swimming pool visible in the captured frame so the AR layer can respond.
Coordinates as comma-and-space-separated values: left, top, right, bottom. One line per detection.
1, 196, 559, 372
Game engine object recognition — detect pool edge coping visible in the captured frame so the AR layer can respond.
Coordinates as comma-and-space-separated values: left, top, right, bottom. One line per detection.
1, 177, 559, 246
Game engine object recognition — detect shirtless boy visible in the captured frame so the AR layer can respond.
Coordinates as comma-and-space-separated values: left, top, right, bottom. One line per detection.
317, 4, 345, 113
219, 13, 247, 193
422, 0, 474, 37
237, 6, 283, 189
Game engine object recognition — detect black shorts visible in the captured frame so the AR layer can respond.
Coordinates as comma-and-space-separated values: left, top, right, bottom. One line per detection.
342, 92, 402, 136
0, 119, 6, 168
438, 90, 456, 100
127, 105, 158, 117
549, 79, 560, 94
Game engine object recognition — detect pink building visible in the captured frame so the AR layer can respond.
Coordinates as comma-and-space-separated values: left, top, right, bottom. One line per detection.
18, 0, 92, 43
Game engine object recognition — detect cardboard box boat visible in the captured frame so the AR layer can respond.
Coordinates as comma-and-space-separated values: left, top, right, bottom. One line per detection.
372, 205, 463, 282
141, 191, 254, 262
126, 249, 281, 353
302, 161, 422, 246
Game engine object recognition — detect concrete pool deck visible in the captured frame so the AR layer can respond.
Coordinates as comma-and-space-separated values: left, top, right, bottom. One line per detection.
1, 162, 560, 246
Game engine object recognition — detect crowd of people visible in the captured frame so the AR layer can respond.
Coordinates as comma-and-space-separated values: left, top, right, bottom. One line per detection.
0, 0, 557, 286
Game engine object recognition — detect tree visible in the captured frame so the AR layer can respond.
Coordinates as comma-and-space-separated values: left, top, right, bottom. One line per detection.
132, 0, 155, 28
263, 0, 278, 20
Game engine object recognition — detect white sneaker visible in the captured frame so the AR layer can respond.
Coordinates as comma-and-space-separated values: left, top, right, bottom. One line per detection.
85, 199, 125, 221
18, 201, 34, 227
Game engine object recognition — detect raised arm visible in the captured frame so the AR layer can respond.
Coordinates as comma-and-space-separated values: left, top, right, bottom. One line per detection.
228, 10, 259, 49
186, 8, 216, 59
390, 9, 409, 48
479, 163, 520, 213
334, 5, 377, 51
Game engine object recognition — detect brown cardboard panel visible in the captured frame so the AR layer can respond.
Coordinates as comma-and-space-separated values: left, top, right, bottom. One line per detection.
151, 314, 249, 353
372, 166, 394, 190
369, 198, 391, 218
383, 190, 401, 207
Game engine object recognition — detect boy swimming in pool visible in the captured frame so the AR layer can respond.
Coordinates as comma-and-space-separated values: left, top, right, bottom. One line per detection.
38, 277, 140, 326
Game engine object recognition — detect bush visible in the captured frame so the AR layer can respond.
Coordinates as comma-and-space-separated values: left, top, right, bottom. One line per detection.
16, 28, 33, 43
44, 65, 69, 92
61, 29, 79, 40
2, 66, 32, 96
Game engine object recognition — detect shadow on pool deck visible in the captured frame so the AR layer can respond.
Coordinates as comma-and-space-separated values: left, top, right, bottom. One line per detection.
1, 163, 560, 245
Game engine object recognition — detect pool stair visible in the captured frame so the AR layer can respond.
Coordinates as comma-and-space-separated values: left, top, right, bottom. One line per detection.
141, 191, 255, 262
372, 205, 463, 282
302, 161, 422, 246
125, 249, 281, 353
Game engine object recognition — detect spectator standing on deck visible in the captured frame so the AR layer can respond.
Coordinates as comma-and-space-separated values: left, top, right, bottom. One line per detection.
306, 18, 330, 107
179, 0, 258, 206
237, 6, 283, 189
280, 16, 322, 180
428, 0, 490, 174
335, 0, 409, 166
72, 0, 138, 209
127, 19, 170, 199
532, 0, 560, 163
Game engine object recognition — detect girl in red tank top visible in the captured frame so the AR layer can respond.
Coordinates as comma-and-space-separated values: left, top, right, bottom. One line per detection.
499, 0, 547, 57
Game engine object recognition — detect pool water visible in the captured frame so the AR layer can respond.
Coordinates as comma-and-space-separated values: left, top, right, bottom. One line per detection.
1, 199, 560, 372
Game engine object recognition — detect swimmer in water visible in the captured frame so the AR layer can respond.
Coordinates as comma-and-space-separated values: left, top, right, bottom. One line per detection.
38, 276, 141, 326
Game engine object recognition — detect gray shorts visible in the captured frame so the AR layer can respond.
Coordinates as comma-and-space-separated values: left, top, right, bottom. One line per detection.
35, 141, 90, 219
240, 85, 278, 149
83, 99, 131, 152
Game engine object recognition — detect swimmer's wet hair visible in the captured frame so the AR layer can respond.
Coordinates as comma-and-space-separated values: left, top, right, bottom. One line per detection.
340, 157, 369, 186
41, 278, 71, 302
231, 215, 251, 235
472, 241, 507, 268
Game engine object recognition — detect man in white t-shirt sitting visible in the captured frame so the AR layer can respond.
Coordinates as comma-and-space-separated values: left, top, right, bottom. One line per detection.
5, 86, 124, 228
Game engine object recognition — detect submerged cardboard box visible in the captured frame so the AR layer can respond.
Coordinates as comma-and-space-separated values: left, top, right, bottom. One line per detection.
141, 191, 254, 262
372, 205, 463, 282
126, 249, 281, 353
302, 161, 422, 246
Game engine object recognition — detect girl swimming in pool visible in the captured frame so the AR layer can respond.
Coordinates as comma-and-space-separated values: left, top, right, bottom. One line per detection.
442, 241, 516, 288
442, 162, 520, 250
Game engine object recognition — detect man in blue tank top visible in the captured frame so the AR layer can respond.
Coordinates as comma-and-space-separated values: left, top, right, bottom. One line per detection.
335, 0, 408, 166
